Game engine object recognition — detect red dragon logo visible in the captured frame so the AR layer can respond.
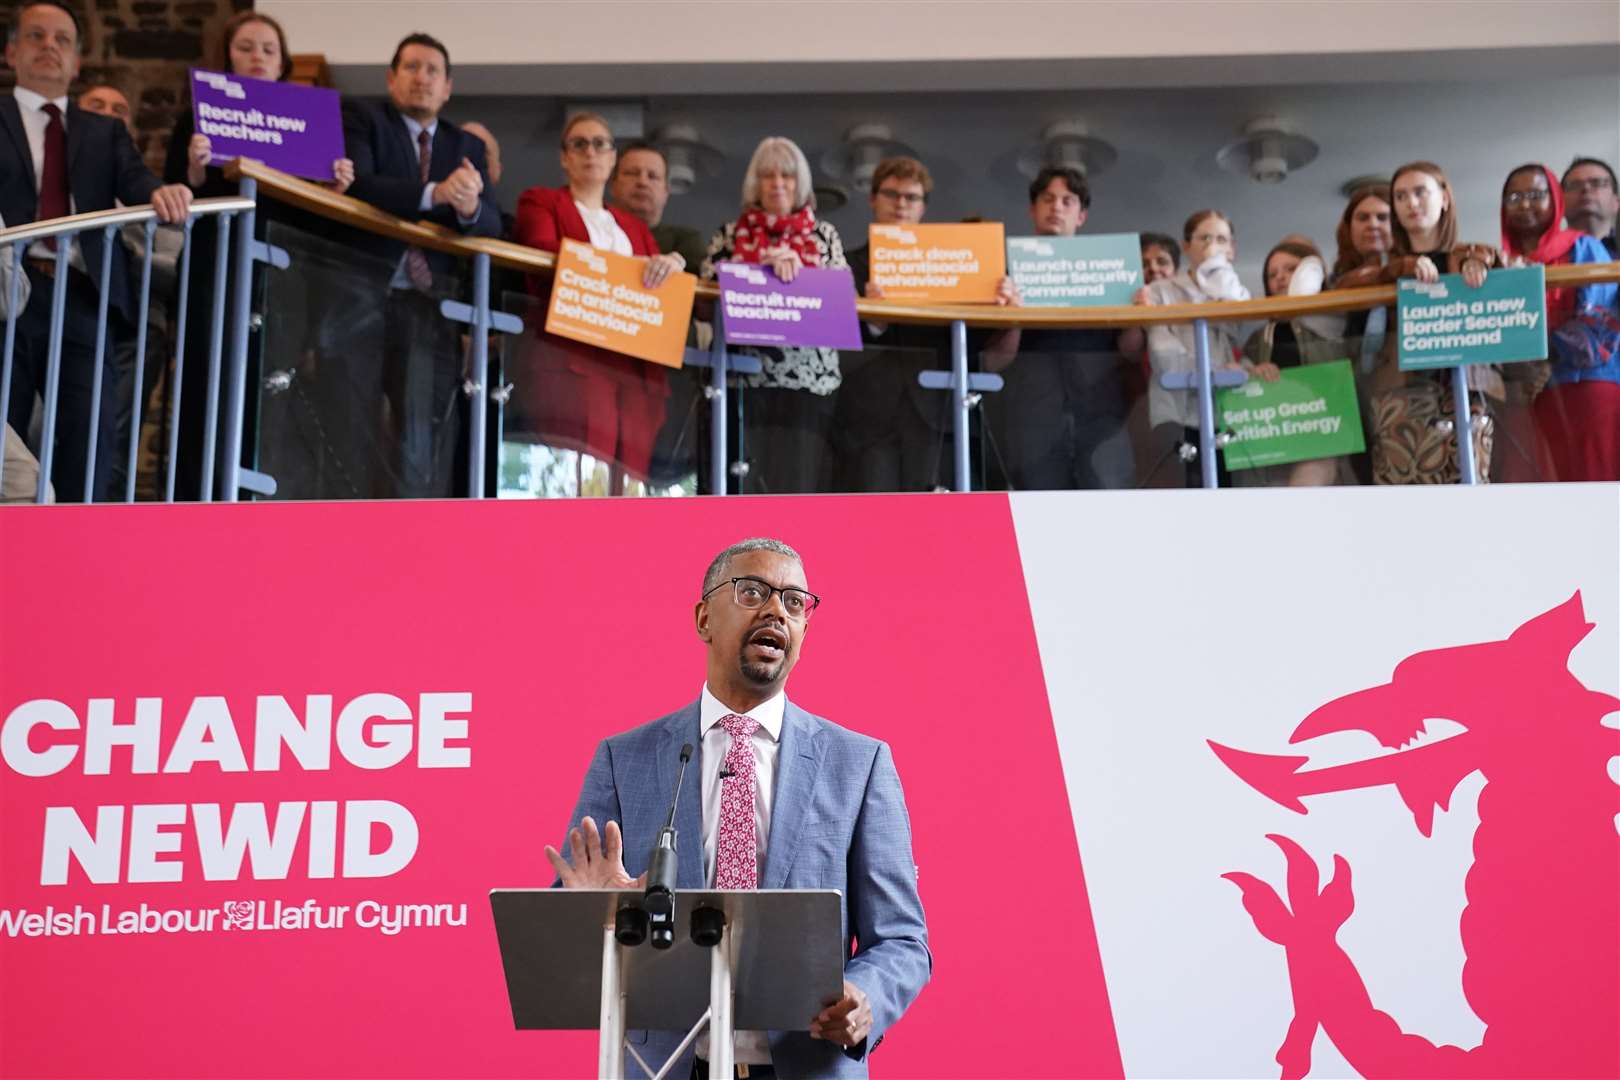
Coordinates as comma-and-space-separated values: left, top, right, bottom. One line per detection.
1210, 592, 1619, 1079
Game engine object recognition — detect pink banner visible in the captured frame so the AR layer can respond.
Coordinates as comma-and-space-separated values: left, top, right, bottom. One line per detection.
0, 497, 1118, 1079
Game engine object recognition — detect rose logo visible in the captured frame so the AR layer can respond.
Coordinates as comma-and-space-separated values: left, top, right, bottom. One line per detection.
220, 901, 255, 930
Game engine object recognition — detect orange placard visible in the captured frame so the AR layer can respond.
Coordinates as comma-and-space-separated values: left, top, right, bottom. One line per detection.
544, 239, 695, 368
867, 222, 1007, 303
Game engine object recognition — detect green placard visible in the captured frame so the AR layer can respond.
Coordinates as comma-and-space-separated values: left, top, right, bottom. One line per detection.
1397, 264, 1547, 370
1005, 233, 1142, 306
1218, 360, 1366, 470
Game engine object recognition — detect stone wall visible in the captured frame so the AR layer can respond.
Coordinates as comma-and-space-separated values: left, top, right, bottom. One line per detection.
2, 0, 250, 172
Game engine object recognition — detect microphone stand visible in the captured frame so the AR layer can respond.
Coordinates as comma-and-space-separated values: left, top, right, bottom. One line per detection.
643, 742, 692, 949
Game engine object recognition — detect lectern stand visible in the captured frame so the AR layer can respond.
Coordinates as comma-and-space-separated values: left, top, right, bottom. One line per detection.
491, 888, 843, 1080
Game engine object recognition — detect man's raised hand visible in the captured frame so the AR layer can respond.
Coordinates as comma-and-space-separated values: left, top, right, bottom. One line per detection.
544, 815, 645, 889
433, 158, 484, 218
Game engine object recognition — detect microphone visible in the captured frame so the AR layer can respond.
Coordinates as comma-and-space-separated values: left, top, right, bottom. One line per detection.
643, 742, 692, 949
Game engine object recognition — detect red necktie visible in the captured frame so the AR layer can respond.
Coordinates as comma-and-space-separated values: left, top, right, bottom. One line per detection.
38, 103, 69, 249
714, 714, 761, 889
405, 129, 433, 291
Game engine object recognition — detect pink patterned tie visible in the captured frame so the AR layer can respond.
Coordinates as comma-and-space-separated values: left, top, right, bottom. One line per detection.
714, 714, 760, 889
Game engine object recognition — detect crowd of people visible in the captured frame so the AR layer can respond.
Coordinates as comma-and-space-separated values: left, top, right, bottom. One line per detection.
3, 2, 1618, 501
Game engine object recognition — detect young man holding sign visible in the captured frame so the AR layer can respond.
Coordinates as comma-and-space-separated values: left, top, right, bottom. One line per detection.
989, 167, 1136, 491
839, 158, 1017, 490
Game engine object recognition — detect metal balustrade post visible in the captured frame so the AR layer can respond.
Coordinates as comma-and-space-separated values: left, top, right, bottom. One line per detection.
35, 241, 71, 503
221, 178, 257, 503
467, 252, 492, 499
708, 322, 728, 496
199, 211, 234, 502
1451, 365, 1479, 485
950, 318, 970, 492
918, 325, 1001, 488
124, 220, 157, 503
165, 218, 196, 503
82, 224, 117, 502
437, 254, 519, 499
1192, 317, 1218, 489
0, 243, 21, 497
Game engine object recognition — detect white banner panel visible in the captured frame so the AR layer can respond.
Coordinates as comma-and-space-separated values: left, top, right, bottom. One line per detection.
1011, 485, 1620, 1079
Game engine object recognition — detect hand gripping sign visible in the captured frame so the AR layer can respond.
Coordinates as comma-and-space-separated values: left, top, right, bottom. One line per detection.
867, 222, 1006, 303
1397, 265, 1548, 371
716, 262, 861, 349
544, 240, 696, 368
1006, 233, 1144, 307
189, 69, 344, 181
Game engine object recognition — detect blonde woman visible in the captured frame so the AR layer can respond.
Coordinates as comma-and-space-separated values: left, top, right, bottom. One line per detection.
700, 137, 848, 493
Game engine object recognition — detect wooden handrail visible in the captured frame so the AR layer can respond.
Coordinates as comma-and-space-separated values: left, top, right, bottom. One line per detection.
231, 159, 1620, 329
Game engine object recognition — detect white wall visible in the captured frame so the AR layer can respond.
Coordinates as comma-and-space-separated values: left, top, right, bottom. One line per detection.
262, 0, 1617, 67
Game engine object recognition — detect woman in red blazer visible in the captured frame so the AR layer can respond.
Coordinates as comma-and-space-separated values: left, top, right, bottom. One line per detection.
514, 112, 686, 489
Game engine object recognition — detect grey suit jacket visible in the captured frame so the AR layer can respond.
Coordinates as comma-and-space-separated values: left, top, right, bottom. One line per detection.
562, 698, 931, 1079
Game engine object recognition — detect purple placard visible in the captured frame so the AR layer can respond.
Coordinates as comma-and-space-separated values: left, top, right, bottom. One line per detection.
190, 69, 344, 181
716, 263, 862, 350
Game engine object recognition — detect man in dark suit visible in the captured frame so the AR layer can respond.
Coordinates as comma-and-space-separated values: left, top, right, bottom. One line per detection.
1, 1, 192, 501
342, 32, 500, 498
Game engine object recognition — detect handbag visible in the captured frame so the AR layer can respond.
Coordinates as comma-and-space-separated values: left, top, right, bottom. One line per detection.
1550, 297, 1620, 370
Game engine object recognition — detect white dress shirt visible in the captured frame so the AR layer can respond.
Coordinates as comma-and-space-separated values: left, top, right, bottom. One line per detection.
573, 200, 632, 256
12, 86, 84, 269
695, 682, 784, 1066
388, 114, 481, 290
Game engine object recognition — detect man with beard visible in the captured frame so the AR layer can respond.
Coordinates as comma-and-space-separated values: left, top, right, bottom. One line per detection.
546, 538, 930, 1079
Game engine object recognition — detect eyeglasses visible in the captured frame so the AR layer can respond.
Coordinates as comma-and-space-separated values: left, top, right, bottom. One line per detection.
701, 576, 821, 620
1563, 176, 1615, 194
564, 136, 615, 155
876, 188, 926, 205
1502, 190, 1551, 208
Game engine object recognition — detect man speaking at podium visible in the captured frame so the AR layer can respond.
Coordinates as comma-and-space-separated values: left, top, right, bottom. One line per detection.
546, 538, 931, 1078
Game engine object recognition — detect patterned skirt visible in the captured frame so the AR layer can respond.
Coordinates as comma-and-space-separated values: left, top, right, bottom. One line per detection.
1369, 382, 1494, 485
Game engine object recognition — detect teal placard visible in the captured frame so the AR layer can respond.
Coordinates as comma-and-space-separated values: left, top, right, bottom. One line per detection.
1005, 232, 1142, 306
1218, 360, 1366, 470
1397, 264, 1547, 370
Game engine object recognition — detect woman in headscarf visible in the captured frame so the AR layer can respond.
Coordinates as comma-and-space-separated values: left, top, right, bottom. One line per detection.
1500, 163, 1619, 481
